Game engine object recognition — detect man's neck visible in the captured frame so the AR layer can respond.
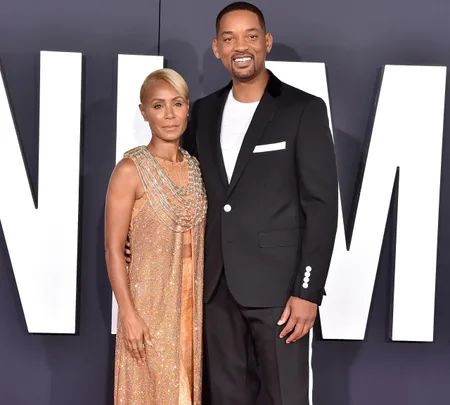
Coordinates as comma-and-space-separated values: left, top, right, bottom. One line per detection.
231, 69, 269, 103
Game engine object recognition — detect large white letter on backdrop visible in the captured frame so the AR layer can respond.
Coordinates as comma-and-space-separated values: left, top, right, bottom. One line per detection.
0, 51, 82, 333
111, 54, 164, 334
267, 61, 445, 342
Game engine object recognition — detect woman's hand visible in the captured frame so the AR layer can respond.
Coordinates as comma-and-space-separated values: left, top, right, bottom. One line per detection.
123, 311, 152, 365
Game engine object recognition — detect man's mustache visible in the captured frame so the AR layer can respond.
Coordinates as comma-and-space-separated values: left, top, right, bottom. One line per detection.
231, 53, 254, 60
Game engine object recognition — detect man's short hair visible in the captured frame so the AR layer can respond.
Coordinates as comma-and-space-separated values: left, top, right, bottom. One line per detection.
216, 2, 266, 34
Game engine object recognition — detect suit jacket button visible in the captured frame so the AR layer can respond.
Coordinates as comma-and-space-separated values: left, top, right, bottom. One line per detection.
224, 204, 232, 212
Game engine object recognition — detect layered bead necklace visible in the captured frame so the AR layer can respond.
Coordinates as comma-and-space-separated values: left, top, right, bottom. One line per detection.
126, 146, 207, 232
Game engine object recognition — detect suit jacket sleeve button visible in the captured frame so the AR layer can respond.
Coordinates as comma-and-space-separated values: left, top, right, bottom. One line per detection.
224, 204, 232, 212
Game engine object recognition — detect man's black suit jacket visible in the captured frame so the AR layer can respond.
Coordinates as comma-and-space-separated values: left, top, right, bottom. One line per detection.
183, 70, 338, 307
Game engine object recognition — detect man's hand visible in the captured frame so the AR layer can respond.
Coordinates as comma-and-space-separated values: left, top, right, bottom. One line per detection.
124, 240, 131, 264
277, 297, 317, 344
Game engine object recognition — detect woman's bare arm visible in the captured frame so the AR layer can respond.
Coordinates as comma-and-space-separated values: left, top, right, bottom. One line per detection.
105, 158, 138, 318
105, 158, 150, 364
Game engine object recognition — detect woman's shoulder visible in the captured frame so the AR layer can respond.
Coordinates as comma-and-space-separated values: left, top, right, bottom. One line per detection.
114, 145, 148, 177
123, 145, 147, 160
106, 156, 140, 198
111, 155, 139, 184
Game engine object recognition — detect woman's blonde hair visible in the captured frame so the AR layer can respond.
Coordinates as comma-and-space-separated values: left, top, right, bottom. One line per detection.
140, 68, 189, 104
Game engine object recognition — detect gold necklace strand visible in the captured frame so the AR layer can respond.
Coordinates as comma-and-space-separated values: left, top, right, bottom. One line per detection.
143, 148, 199, 204
150, 169, 207, 232
138, 159, 204, 226
146, 190, 207, 233
143, 148, 204, 218
135, 146, 205, 214
136, 162, 205, 231
145, 148, 196, 197
128, 147, 207, 231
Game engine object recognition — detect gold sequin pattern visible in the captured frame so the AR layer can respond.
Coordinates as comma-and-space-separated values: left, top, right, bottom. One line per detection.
114, 147, 206, 405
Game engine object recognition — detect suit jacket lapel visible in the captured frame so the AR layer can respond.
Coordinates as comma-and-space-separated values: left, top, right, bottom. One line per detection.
208, 84, 231, 190
227, 71, 282, 196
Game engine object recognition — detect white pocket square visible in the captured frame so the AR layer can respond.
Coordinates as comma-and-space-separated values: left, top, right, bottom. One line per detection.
253, 141, 286, 153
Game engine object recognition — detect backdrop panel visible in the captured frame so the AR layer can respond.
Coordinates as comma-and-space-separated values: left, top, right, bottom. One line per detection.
159, 1, 450, 405
0, 1, 159, 404
1, 0, 450, 404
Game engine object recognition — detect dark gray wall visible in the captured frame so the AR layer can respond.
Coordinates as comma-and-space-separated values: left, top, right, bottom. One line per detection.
0, 1, 159, 405
1, 1, 450, 404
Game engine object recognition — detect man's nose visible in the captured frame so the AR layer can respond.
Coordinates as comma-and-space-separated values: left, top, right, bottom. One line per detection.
233, 36, 249, 52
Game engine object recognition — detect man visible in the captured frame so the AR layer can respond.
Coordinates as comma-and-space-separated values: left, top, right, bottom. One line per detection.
184, 2, 339, 404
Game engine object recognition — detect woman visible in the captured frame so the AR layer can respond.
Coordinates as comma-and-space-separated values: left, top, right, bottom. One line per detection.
105, 68, 207, 405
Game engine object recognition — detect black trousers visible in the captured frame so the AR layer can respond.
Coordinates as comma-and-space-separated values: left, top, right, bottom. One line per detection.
203, 275, 310, 405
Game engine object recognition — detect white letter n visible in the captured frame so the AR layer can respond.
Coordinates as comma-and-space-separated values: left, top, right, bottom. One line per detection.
0, 51, 82, 334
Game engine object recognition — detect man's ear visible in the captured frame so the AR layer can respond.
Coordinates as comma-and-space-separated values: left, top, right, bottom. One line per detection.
212, 38, 221, 60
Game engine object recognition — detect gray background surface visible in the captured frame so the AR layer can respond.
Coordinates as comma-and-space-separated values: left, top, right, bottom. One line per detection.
1, 1, 449, 404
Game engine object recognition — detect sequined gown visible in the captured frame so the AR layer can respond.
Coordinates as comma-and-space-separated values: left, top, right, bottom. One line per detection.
114, 146, 207, 405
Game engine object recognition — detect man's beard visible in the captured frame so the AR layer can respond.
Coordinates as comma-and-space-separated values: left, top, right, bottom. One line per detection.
230, 62, 256, 80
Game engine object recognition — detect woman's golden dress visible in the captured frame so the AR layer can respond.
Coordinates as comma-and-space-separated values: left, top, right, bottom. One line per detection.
114, 146, 207, 405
